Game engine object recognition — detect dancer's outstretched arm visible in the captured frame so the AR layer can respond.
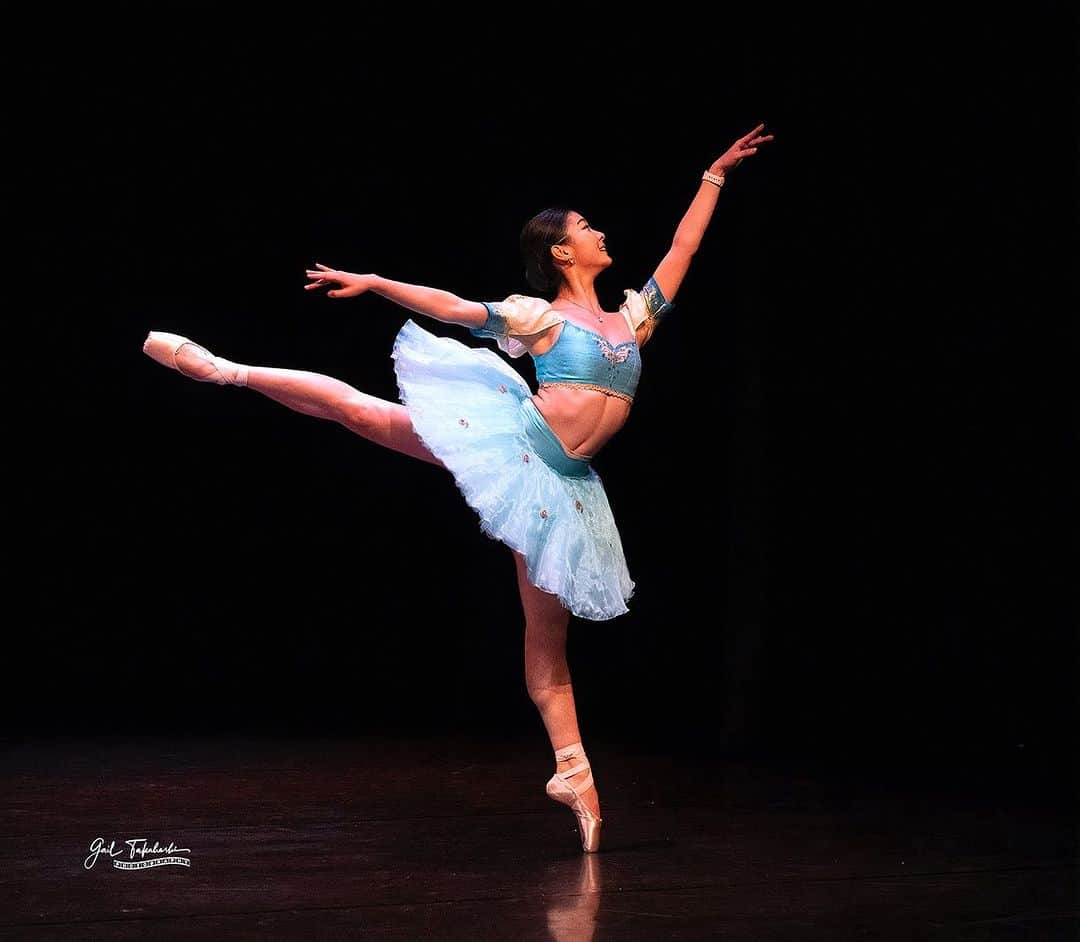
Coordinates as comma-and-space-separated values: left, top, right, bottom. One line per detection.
305, 265, 488, 328
648, 123, 775, 313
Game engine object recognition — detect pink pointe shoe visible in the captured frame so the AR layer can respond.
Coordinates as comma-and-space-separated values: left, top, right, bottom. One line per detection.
142, 331, 248, 386
546, 741, 602, 853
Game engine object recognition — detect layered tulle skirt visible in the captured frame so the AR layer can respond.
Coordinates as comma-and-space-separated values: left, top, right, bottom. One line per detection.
391, 319, 635, 621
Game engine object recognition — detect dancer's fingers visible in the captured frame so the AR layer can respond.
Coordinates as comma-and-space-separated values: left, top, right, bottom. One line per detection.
306, 272, 343, 284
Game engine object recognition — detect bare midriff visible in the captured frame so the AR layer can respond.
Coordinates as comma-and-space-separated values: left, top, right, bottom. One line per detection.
530, 385, 631, 459
520, 315, 635, 459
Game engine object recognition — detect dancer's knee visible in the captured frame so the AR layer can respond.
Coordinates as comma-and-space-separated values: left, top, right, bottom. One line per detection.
339, 392, 390, 440
527, 676, 572, 705
525, 619, 572, 700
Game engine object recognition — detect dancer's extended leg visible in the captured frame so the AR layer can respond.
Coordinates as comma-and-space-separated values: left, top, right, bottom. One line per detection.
163, 339, 445, 468
246, 365, 445, 468
515, 549, 602, 820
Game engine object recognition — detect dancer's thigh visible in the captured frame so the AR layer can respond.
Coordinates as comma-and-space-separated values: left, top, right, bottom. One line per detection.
513, 549, 569, 629
342, 393, 446, 469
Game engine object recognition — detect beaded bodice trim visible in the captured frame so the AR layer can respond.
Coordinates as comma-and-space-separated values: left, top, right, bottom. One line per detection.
591, 333, 636, 363
538, 381, 635, 403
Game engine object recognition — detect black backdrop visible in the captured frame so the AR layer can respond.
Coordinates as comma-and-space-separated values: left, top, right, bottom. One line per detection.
10, 9, 1076, 782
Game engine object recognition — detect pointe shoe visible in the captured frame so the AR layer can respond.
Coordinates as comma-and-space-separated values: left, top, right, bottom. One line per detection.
142, 331, 248, 386
546, 741, 602, 853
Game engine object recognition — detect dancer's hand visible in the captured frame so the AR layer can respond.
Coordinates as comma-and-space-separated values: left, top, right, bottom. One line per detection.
304, 263, 373, 299
708, 122, 775, 175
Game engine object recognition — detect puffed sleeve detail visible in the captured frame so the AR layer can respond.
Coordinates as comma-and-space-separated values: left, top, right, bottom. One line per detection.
620, 275, 676, 332
468, 294, 565, 358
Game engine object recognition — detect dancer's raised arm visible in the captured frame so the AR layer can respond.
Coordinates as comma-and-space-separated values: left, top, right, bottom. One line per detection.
305, 263, 488, 328
648, 123, 775, 306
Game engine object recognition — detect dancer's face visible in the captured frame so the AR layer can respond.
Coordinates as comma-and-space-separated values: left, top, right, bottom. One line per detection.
551, 211, 612, 271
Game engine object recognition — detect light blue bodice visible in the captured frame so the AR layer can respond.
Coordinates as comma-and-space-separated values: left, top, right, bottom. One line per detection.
468, 277, 675, 401
533, 320, 641, 401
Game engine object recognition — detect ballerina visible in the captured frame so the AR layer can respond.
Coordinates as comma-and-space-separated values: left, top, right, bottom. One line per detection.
142, 123, 774, 852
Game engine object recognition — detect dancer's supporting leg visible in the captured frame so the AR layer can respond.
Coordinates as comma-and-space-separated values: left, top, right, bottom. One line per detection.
170, 343, 445, 468
515, 549, 602, 819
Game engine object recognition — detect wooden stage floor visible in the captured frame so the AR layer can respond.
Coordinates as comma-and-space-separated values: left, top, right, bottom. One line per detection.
0, 733, 1075, 939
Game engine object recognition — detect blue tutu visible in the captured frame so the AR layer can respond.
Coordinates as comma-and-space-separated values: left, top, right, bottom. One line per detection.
391, 319, 635, 621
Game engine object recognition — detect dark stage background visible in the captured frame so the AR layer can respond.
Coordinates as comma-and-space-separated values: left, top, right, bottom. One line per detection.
10, 10, 1076, 788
